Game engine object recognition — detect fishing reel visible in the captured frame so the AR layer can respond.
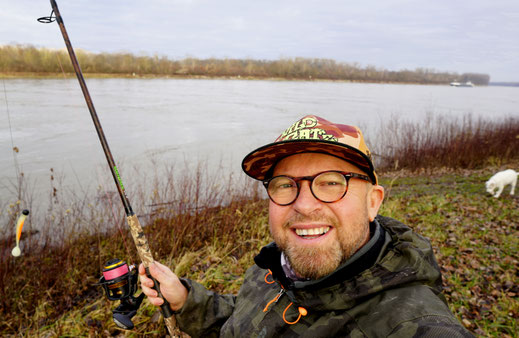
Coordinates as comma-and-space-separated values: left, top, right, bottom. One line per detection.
98, 258, 144, 330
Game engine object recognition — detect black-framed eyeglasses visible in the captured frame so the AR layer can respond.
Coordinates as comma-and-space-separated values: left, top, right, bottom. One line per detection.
263, 170, 372, 206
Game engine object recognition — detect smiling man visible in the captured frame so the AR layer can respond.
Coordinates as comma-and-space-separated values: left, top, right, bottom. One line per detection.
266, 152, 383, 281
140, 115, 473, 337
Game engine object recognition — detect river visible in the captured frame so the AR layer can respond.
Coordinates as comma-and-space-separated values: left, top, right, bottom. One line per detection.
1, 78, 518, 214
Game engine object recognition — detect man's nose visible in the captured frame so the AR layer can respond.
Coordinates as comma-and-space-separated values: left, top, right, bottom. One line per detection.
292, 181, 321, 214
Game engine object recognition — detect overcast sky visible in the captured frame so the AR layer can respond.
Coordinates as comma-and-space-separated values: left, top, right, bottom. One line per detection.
1, 0, 518, 82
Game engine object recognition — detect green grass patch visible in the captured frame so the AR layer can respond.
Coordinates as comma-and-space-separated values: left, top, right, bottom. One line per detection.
379, 167, 518, 337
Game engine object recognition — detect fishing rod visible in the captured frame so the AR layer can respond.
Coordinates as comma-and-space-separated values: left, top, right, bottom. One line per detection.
38, 1, 180, 335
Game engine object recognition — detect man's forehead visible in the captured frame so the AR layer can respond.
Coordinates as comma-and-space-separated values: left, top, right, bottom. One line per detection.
273, 152, 363, 175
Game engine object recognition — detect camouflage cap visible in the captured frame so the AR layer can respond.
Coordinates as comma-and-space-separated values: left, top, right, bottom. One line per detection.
241, 115, 377, 184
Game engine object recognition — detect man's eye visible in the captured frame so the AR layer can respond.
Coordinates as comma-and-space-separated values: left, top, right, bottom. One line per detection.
278, 182, 295, 189
318, 180, 341, 186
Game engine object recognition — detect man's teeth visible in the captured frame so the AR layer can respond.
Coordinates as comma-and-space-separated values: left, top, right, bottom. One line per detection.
295, 227, 330, 237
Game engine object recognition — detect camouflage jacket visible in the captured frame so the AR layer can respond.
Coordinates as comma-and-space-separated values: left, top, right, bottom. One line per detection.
174, 216, 474, 337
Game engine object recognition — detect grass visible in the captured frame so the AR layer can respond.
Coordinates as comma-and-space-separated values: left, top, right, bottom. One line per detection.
379, 168, 519, 337
372, 113, 519, 172
1, 114, 518, 337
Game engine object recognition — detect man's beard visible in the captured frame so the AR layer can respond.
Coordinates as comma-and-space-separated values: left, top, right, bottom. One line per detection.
274, 211, 369, 280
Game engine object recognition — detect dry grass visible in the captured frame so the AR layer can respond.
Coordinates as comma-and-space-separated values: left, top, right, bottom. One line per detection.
372, 113, 519, 172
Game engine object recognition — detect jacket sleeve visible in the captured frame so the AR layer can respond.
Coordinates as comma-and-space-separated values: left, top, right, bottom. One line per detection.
387, 315, 475, 338
173, 278, 236, 338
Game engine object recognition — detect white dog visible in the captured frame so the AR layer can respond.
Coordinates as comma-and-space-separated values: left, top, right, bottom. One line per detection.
485, 169, 518, 198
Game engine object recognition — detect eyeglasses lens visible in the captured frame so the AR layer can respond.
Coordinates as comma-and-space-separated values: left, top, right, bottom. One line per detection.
313, 171, 347, 202
267, 176, 298, 205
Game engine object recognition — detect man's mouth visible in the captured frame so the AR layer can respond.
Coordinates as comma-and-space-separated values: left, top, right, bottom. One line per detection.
294, 226, 330, 239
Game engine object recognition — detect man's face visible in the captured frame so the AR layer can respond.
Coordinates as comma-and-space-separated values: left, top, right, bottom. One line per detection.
268, 153, 384, 280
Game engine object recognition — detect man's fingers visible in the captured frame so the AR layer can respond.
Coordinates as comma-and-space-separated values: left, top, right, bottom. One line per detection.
141, 283, 157, 297
143, 286, 163, 306
139, 261, 188, 311
150, 297, 164, 306
154, 260, 172, 274
138, 263, 148, 278
139, 263, 162, 292
139, 261, 187, 310
139, 266, 164, 306
148, 262, 174, 287
144, 289, 164, 306
138, 263, 154, 287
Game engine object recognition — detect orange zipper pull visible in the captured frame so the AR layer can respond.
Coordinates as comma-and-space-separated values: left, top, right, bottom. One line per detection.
264, 269, 275, 284
283, 302, 308, 324
263, 288, 285, 312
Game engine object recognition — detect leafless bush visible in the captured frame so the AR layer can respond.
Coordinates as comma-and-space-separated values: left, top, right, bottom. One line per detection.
372, 114, 519, 172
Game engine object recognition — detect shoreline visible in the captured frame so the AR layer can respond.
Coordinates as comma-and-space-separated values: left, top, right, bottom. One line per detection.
0, 71, 451, 85
4, 72, 516, 85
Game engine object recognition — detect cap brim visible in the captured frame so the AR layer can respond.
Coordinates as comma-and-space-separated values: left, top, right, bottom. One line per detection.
242, 139, 377, 184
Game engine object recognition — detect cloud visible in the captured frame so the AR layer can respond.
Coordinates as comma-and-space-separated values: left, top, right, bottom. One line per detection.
1, 0, 518, 81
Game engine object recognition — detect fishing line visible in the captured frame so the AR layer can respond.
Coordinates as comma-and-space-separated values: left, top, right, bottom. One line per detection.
3, 80, 31, 257
2, 80, 20, 181
36, 11, 67, 79
56, 53, 67, 78
95, 165, 131, 256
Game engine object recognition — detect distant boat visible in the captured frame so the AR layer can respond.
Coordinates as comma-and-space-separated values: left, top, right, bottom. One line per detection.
450, 81, 474, 87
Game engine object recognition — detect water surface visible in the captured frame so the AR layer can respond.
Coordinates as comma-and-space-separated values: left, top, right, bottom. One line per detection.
1, 78, 517, 210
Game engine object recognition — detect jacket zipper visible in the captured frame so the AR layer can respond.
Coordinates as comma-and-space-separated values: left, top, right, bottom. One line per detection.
263, 287, 285, 312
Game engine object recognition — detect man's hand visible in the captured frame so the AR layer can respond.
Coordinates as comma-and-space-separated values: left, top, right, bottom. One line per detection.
138, 261, 188, 312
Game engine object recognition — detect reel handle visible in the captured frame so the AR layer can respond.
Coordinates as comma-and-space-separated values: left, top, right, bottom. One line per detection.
112, 293, 145, 330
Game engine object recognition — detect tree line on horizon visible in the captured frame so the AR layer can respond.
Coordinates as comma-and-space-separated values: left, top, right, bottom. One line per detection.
0, 44, 490, 85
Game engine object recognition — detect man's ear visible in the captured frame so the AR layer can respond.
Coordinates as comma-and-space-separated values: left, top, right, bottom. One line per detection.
367, 184, 384, 222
